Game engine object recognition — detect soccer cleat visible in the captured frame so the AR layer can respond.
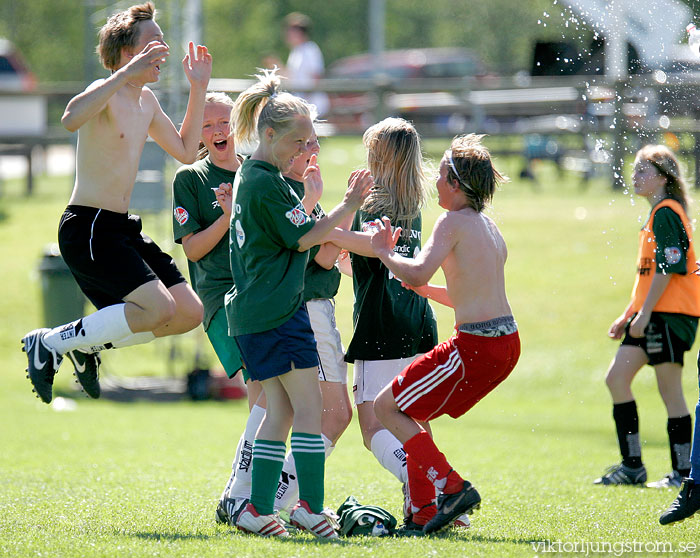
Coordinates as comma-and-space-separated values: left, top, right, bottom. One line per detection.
659, 478, 700, 525
216, 496, 248, 526
392, 518, 425, 537
21, 328, 62, 404
423, 481, 481, 535
647, 470, 683, 489
290, 500, 339, 539
236, 502, 289, 537
593, 463, 647, 486
65, 349, 101, 399
452, 513, 471, 528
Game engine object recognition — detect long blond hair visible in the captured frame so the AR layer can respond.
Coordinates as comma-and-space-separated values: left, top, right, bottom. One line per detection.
233, 68, 311, 146
636, 144, 691, 211
361, 118, 430, 230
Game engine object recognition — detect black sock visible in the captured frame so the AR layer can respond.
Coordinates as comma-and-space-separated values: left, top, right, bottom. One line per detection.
667, 415, 692, 476
613, 401, 643, 468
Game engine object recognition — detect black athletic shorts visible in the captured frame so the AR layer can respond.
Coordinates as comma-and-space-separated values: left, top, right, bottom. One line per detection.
621, 312, 692, 366
58, 205, 185, 309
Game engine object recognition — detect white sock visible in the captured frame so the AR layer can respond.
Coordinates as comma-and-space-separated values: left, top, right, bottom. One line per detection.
227, 404, 266, 500
111, 331, 156, 348
274, 434, 333, 512
43, 304, 132, 355
221, 435, 244, 501
370, 429, 408, 483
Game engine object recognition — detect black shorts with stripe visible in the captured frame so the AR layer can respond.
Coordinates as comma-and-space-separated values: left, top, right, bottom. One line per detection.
58, 205, 185, 309
621, 312, 694, 366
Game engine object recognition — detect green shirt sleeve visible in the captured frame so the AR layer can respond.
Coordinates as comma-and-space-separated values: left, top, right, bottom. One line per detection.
653, 206, 688, 275
172, 168, 204, 244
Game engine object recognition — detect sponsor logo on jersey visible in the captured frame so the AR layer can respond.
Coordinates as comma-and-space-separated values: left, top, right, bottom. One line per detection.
665, 246, 682, 265
285, 204, 309, 227
361, 220, 381, 233
235, 220, 245, 248
174, 206, 189, 225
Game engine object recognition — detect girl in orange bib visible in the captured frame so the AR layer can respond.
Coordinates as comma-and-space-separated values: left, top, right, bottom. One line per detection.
595, 145, 700, 487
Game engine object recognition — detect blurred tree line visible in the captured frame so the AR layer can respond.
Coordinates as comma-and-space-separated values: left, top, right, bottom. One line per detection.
1, 0, 698, 84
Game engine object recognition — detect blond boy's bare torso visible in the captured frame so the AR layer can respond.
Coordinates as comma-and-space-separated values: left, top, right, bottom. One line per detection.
69, 84, 158, 213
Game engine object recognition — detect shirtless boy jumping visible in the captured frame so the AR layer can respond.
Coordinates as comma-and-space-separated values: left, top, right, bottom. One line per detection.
21, 2, 211, 403
372, 134, 521, 534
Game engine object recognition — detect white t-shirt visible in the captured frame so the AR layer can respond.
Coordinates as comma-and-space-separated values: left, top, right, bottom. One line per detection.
287, 41, 329, 116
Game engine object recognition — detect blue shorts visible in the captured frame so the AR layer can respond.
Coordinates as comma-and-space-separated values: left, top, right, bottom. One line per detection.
234, 305, 319, 381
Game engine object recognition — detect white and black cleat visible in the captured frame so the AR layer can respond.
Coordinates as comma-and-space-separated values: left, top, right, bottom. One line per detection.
21, 328, 62, 404
66, 350, 101, 399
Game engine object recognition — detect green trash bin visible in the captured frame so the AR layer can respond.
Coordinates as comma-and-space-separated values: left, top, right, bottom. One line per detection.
38, 244, 86, 328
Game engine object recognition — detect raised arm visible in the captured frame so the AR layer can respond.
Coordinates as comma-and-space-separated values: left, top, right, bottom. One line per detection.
371, 214, 457, 286
296, 168, 373, 251
326, 228, 375, 257
149, 42, 211, 164
61, 41, 170, 132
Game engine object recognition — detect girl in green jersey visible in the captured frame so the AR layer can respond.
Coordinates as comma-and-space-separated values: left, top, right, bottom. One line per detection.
225, 70, 371, 538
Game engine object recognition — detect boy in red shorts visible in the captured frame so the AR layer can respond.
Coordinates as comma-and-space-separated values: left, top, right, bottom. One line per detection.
372, 134, 521, 534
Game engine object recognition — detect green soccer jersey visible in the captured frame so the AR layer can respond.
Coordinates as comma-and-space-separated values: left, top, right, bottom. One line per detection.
285, 177, 341, 301
172, 156, 237, 330
345, 209, 438, 362
225, 159, 316, 336
650, 205, 698, 346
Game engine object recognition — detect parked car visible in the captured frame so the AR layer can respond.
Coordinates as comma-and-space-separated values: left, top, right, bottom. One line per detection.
325, 47, 488, 133
327, 47, 485, 81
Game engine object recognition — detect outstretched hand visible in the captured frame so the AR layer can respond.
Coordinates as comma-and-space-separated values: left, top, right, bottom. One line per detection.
302, 153, 323, 208
182, 42, 212, 88
344, 169, 373, 210
369, 216, 402, 258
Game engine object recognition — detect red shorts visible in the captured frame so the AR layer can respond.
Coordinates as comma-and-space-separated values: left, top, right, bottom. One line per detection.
391, 330, 520, 421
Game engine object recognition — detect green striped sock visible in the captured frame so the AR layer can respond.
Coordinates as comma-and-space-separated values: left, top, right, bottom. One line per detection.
251, 439, 286, 515
291, 432, 325, 513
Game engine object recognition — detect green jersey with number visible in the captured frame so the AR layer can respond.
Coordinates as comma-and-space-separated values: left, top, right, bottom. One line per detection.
172, 156, 237, 329
285, 177, 341, 301
345, 209, 438, 362
225, 159, 315, 336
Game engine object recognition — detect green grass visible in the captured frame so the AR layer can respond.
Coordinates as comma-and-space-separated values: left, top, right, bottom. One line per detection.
1, 138, 699, 557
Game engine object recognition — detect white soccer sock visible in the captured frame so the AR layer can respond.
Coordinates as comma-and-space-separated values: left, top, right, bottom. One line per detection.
221, 435, 244, 501
227, 404, 266, 500
274, 434, 333, 512
370, 429, 408, 484
43, 304, 132, 355
111, 331, 156, 348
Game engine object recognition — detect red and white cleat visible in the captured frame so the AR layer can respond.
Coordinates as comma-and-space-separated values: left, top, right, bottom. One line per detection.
290, 500, 339, 539
236, 502, 289, 537
452, 513, 471, 528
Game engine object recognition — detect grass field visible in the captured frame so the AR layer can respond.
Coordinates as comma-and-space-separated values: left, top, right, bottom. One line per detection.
1, 137, 699, 557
